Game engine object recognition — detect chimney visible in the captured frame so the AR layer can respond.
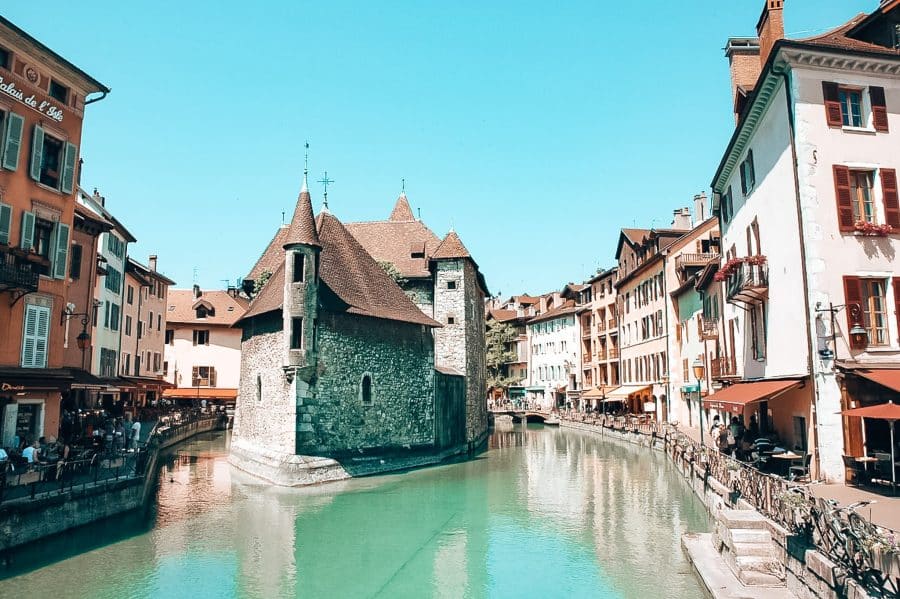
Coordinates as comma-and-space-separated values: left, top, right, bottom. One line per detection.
192, 284, 201, 299
672, 207, 693, 230
92, 188, 106, 207
227, 286, 238, 299
693, 192, 708, 223
757, 0, 784, 70
148, 255, 157, 272
725, 38, 761, 123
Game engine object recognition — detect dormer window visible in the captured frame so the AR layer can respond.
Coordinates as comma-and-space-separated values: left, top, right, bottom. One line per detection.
410, 241, 425, 259
195, 301, 215, 319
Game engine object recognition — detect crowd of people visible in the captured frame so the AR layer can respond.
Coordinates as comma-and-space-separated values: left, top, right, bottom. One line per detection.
709, 413, 764, 459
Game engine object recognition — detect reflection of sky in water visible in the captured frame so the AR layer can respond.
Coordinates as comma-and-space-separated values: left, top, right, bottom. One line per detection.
2, 428, 710, 598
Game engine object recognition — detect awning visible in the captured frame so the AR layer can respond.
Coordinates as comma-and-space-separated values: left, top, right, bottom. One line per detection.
162, 388, 238, 400
702, 379, 803, 415
853, 369, 900, 394
525, 386, 545, 392
605, 384, 650, 399
120, 376, 174, 390
68, 369, 106, 390
583, 386, 611, 399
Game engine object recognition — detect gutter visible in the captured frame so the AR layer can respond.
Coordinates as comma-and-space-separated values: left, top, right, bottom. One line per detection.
773, 61, 821, 480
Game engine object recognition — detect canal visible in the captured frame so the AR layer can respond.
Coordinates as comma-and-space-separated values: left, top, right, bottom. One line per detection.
1, 424, 711, 598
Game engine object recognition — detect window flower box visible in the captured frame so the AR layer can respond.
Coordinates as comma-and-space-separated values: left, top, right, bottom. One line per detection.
853, 221, 893, 237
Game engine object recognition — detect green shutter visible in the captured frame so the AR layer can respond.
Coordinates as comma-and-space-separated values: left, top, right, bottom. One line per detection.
34, 305, 49, 367
60, 142, 77, 194
29, 125, 44, 182
0, 202, 11, 245
53, 222, 69, 279
21, 304, 49, 368
21, 305, 37, 367
20, 211, 35, 250
2, 112, 24, 171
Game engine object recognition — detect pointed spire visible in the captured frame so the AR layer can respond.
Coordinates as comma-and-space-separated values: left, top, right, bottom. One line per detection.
284, 177, 321, 249
431, 230, 471, 260
390, 190, 415, 221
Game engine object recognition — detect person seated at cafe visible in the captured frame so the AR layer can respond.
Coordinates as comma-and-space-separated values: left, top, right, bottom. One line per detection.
22, 440, 40, 464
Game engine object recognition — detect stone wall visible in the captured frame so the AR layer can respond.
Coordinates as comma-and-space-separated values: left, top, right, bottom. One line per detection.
301, 312, 436, 457
434, 370, 466, 449
463, 260, 487, 447
232, 314, 296, 457
400, 278, 434, 317
433, 260, 466, 370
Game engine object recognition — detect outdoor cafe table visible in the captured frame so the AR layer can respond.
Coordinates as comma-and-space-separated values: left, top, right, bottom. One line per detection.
771, 450, 801, 476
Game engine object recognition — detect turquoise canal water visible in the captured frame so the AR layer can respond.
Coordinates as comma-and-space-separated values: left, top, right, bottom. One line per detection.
1, 425, 711, 598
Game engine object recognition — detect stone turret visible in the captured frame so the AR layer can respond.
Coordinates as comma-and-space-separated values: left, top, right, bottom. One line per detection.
282, 174, 321, 382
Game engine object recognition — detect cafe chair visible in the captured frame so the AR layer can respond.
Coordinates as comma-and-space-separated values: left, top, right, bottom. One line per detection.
788, 453, 811, 482
842, 455, 868, 486
874, 452, 892, 485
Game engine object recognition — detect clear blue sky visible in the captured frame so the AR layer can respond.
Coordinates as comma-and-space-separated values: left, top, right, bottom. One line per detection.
4, 1, 875, 296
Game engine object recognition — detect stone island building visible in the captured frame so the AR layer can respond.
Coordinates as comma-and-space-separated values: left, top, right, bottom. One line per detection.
230, 178, 487, 486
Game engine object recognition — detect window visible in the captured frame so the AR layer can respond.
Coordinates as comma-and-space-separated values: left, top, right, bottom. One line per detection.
740, 150, 756, 196
850, 171, 875, 223
157, 314, 161, 330
125, 315, 132, 336
0, 46, 9, 69
49, 80, 68, 103
291, 317, 303, 349
148, 311, 154, 330
33, 217, 53, 261
106, 234, 125, 259
839, 88, 863, 127
361, 374, 373, 405
447, 315, 456, 325
163, 361, 169, 376
105, 267, 121, 293
134, 354, 141, 375
127, 285, 134, 305
122, 353, 130, 375
165, 329, 174, 345
110, 303, 120, 332
292, 252, 305, 283
861, 279, 888, 346
69, 244, 82, 280
38, 133, 63, 188
196, 306, 208, 319
137, 321, 143, 339
192, 366, 217, 387
99, 348, 117, 377
21, 304, 50, 368
793, 416, 808, 451
193, 329, 210, 346
447, 280, 457, 290
153, 353, 161, 372
749, 303, 767, 360
257, 375, 262, 401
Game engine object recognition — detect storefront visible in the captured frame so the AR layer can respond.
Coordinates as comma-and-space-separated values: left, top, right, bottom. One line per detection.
841, 368, 900, 460
0, 369, 75, 447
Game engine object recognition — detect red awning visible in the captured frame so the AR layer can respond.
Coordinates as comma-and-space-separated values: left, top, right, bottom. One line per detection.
841, 401, 900, 421
702, 379, 803, 415
162, 388, 238, 400
854, 369, 900, 394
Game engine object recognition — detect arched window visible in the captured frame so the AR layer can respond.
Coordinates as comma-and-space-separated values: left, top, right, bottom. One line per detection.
256, 374, 262, 401
360, 373, 373, 405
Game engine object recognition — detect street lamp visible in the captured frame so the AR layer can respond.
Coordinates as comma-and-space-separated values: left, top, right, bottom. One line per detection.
693, 357, 706, 447
600, 382, 607, 418
62, 309, 92, 369
814, 302, 869, 361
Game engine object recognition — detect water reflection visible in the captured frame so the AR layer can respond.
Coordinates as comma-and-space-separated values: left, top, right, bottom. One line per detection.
1, 426, 709, 598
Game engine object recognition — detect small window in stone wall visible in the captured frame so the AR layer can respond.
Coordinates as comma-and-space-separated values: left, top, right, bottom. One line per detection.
361, 373, 373, 405
447, 315, 456, 325
257, 374, 262, 402
447, 280, 457, 289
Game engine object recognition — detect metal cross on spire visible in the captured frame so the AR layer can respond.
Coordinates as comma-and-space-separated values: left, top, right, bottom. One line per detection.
401, 178, 406, 193
318, 171, 334, 210
303, 141, 309, 177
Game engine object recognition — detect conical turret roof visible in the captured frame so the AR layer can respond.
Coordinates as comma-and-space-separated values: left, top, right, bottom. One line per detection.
389, 192, 415, 221
431, 230, 471, 260
283, 175, 321, 248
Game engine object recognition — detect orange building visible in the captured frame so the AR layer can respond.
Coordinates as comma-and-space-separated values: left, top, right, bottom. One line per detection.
0, 16, 108, 447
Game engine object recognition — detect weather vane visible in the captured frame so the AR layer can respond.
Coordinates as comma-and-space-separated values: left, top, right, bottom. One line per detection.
401, 178, 406, 193
318, 171, 334, 209
304, 141, 309, 176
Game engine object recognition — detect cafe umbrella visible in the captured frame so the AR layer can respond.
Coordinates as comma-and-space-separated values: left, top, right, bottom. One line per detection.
840, 400, 900, 490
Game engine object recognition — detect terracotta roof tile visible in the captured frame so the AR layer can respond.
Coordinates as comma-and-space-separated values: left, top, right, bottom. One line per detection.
796, 13, 900, 57
526, 300, 585, 324
431, 231, 471, 260
247, 226, 289, 281
487, 309, 518, 322
344, 219, 441, 279
243, 212, 440, 328
389, 193, 415, 221
167, 290, 249, 326
283, 183, 321, 248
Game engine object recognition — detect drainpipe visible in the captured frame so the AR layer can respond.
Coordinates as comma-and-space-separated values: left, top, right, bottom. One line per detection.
774, 60, 821, 479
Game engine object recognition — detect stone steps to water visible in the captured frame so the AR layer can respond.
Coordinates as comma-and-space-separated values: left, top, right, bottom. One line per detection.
682, 533, 795, 598
732, 541, 776, 557
720, 509, 769, 530
726, 527, 772, 545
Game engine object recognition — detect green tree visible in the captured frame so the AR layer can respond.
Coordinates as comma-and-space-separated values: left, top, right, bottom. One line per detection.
485, 320, 519, 391
378, 261, 404, 284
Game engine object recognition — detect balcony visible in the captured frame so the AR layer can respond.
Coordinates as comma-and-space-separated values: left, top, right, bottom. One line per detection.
710, 356, 737, 379
596, 349, 607, 360
675, 252, 719, 271
726, 263, 768, 305
583, 353, 591, 364
699, 316, 719, 340
608, 319, 617, 331
0, 246, 41, 298
596, 321, 606, 333
608, 347, 619, 359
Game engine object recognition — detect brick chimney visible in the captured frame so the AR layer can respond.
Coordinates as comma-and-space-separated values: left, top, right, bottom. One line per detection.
148, 254, 157, 272
725, 38, 761, 123
757, 0, 784, 69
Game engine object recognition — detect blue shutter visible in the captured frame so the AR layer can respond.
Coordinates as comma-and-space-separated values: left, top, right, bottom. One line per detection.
2, 112, 24, 171
60, 142, 77, 194
29, 125, 44, 182
52, 222, 70, 279
20, 211, 35, 250
0, 202, 11, 245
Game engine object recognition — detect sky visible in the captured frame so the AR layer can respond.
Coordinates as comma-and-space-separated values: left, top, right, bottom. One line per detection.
4, 0, 876, 297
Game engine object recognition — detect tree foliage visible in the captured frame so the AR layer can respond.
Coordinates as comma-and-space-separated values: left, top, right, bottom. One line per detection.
378, 261, 404, 284
485, 319, 519, 390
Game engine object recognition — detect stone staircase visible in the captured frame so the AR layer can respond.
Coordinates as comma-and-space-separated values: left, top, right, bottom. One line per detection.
713, 509, 785, 588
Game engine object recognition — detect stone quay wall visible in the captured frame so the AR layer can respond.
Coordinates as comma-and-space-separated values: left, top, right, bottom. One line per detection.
0, 416, 220, 554
560, 418, 882, 599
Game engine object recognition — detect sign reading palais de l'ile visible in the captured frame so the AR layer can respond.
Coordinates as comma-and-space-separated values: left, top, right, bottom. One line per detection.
0, 76, 64, 122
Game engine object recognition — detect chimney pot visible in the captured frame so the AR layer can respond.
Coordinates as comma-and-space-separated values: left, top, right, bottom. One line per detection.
149, 255, 158, 272
193, 284, 201, 299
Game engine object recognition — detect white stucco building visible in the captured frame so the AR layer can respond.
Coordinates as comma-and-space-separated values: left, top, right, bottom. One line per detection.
706, 0, 900, 481
526, 296, 584, 411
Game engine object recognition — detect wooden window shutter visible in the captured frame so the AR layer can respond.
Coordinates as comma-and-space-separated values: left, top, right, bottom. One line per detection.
52, 222, 69, 279
29, 125, 44, 182
843, 276, 866, 349
21, 305, 38, 367
1, 112, 24, 171
833, 165, 855, 231
0, 202, 11, 245
894, 280, 900, 346
20, 210, 35, 250
881, 169, 899, 228
870, 86, 889, 133
822, 82, 842, 127
60, 142, 77, 194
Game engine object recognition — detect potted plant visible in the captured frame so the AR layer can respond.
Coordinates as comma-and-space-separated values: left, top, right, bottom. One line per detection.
854, 221, 894, 237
